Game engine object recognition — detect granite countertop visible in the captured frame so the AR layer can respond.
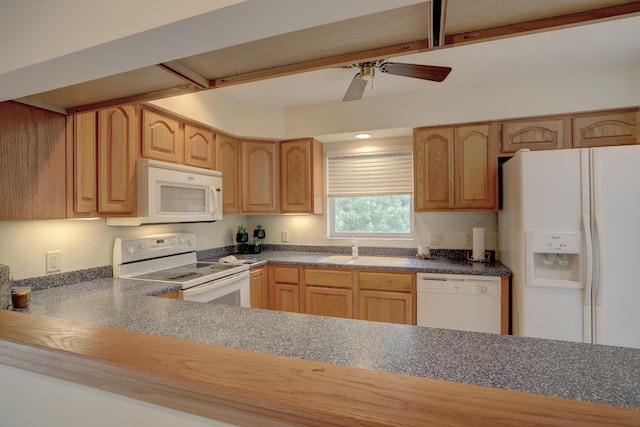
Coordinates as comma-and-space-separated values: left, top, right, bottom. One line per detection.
22, 272, 640, 410
209, 250, 512, 276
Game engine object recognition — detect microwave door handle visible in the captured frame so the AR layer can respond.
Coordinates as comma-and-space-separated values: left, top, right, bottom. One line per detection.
209, 185, 217, 215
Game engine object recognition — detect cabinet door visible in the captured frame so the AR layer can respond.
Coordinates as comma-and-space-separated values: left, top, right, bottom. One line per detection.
358, 290, 413, 325
305, 287, 352, 318
142, 107, 184, 163
185, 123, 214, 169
280, 138, 324, 214
273, 283, 300, 313
0, 101, 66, 220
250, 267, 267, 309
413, 127, 454, 211
98, 104, 138, 214
572, 109, 638, 148
241, 140, 278, 213
71, 112, 98, 215
454, 124, 496, 210
215, 133, 240, 214
500, 117, 570, 154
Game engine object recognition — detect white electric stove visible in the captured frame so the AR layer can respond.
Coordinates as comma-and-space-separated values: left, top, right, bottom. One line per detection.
113, 232, 250, 306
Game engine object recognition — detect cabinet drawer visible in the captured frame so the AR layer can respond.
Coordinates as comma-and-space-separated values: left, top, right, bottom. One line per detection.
357, 271, 413, 292
273, 266, 299, 284
305, 269, 351, 288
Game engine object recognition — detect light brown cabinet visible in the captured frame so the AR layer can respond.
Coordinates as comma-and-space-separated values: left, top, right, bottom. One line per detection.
499, 116, 571, 155
69, 104, 139, 217
268, 265, 300, 313
157, 289, 180, 299
250, 266, 267, 309
0, 101, 67, 220
240, 140, 278, 214
142, 107, 215, 169
279, 138, 324, 214
142, 107, 184, 164
97, 104, 139, 215
215, 132, 240, 214
184, 123, 214, 169
266, 264, 415, 325
70, 111, 98, 216
303, 268, 352, 318
356, 271, 414, 325
414, 123, 496, 212
572, 109, 638, 148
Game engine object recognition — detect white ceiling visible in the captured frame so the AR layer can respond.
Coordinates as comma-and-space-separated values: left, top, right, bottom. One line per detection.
216, 16, 640, 107
215, 14, 640, 142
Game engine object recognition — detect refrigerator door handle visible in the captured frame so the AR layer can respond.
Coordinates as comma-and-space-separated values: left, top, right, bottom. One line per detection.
582, 212, 593, 343
593, 212, 605, 309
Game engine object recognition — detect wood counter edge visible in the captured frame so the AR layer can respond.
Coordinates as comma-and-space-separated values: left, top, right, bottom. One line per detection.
0, 310, 637, 427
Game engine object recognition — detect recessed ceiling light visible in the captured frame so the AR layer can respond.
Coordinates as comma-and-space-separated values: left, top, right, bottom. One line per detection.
355, 133, 371, 139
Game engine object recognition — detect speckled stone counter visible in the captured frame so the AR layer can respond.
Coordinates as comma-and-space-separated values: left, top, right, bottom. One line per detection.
207, 250, 512, 276
21, 276, 640, 411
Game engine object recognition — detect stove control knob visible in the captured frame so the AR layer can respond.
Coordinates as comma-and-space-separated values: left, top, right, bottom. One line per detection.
127, 246, 134, 255
178, 237, 184, 245
188, 238, 195, 246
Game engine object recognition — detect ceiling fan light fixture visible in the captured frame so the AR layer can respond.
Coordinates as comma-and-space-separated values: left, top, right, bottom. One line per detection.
360, 64, 375, 81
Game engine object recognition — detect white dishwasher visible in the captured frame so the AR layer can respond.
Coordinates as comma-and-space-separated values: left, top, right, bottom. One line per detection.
417, 273, 501, 334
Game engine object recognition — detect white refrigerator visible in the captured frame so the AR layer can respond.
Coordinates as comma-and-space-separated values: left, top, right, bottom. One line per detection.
498, 145, 640, 349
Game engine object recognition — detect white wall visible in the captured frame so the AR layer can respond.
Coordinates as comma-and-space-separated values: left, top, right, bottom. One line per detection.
0, 364, 235, 427
0, 218, 244, 280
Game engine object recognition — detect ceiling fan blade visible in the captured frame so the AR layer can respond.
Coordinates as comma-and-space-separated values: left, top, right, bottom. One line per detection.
343, 73, 367, 101
379, 62, 452, 82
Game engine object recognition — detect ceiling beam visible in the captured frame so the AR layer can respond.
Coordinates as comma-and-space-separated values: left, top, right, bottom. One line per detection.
212, 41, 428, 88
157, 61, 210, 89
444, 1, 640, 46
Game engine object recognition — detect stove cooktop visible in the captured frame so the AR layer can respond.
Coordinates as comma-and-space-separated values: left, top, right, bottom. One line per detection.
131, 262, 247, 283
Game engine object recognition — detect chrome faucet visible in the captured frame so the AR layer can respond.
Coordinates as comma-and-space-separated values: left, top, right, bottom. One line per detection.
351, 238, 359, 259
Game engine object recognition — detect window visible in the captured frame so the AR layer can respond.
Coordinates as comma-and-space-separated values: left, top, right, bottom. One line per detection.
327, 151, 413, 239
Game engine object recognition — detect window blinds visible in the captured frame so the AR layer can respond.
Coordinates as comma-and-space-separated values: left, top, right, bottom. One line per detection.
327, 152, 413, 197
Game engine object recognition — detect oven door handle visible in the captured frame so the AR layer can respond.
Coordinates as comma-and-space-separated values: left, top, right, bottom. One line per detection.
182, 270, 249, 297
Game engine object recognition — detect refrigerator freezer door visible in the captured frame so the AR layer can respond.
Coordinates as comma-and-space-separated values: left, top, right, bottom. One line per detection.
591, 145, 640, 349
505, 149, 589, 342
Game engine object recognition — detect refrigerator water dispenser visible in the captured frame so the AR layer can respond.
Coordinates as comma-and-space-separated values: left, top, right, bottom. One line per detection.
525, 230, 582, 288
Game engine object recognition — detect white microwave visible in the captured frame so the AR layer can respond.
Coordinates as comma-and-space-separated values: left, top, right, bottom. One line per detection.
107, 159, 222, 226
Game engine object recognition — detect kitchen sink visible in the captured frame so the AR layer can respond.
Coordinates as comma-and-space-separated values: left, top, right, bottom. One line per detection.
319, 255, 409, 266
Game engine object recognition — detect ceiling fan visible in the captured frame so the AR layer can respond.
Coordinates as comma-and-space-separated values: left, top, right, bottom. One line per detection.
343, 59, 452, 101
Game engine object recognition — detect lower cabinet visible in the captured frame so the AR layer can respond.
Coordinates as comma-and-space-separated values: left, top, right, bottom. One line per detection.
266, 264, 415, 325
268, 265, 300, 313
249, 266, 267, 309
356, 271, 415, 325
303, 268, 353, 318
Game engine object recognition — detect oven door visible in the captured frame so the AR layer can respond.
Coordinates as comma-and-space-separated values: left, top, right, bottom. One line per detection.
180, 271, 250, 307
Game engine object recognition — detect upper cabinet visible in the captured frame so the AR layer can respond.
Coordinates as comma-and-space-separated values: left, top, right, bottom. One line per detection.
69, 104, 139, 218
414, 123, 496, 212
413, 127, 454, 210
142, 107, 184, 163
215, 132, 240, 214
0, 101, 67, 220
499, 116, 571, 155
572, 109, 639, 148
454, 124, 497, 210
240, 140, 278, 214
97, 105, 139, 215
141, 106, 215, 168
279, 138, 324, 214
184, 123, 214, 169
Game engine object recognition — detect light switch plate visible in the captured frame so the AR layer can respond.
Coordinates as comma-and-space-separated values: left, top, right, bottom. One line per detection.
281, 230, 289, 242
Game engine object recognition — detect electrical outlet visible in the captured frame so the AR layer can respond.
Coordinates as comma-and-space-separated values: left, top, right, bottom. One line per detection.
281, 230, 289, 242
430, 232, 443, 245
46, 250, 61, 273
